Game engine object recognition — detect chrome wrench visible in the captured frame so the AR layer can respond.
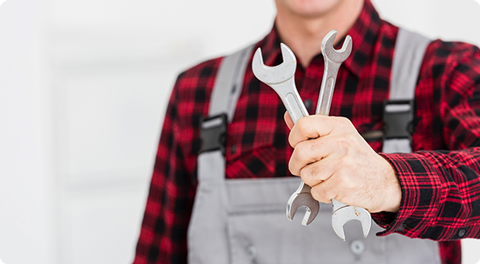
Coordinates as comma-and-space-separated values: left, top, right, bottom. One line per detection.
318, 30, 371, 240
252, 43, 319, 226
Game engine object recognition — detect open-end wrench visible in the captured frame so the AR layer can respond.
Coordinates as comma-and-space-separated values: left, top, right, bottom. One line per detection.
318, 30, 371, 240
252, 43, 319, 226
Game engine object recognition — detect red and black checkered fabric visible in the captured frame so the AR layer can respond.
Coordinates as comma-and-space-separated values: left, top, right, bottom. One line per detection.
133, 1, 480, 263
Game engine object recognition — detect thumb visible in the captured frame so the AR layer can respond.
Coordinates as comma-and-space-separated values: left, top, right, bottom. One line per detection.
284, 111, 294, 130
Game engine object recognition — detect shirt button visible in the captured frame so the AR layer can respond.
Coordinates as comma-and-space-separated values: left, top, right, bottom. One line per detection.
350, 240, 365, 255
304, 99, 313, 111
230, 145, 237, 155
458, 229, 466, 237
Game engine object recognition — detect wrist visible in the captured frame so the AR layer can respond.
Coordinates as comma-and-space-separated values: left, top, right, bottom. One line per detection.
380, 157, 402, 213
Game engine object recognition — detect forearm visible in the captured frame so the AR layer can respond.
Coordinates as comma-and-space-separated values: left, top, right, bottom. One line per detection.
373, 148, 480, 240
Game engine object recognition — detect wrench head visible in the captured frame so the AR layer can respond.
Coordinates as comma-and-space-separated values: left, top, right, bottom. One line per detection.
321, 30, 353, 63
331, 206, 372, 241
252, 43, 297, 85
286, 193, 320, 226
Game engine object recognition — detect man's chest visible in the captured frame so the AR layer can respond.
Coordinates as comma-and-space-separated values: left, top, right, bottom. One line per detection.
223, 69, 394, 179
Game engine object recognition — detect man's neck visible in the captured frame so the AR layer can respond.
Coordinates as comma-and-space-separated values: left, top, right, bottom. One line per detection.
275, 0, 364, 68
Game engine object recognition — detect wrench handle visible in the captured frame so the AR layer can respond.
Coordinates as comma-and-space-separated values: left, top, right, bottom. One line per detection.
270, 78, 309, 124
316, 61, 341, 116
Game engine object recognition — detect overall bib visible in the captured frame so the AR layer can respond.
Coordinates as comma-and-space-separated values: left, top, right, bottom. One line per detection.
188, 28, 440, 264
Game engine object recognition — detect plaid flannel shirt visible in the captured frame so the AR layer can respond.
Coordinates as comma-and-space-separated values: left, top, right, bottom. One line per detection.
134, 1, 480, 263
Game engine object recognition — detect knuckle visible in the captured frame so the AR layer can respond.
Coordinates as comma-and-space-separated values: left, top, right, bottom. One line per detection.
346, 134, 357, 145
338, 134, 357, 150
339, 116, 352, 125
296, 117, 309, 132
299, 166, 314, 185
311, 186, 327, 203
335, 116, 353, 130
303, 163, 325, 187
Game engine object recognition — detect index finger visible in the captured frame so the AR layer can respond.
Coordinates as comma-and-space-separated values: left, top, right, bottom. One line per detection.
288, 115, 347, 148
284, 111, 294, 130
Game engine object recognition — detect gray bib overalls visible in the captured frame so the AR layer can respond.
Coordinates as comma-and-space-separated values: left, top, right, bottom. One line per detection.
188, 28, 440, 264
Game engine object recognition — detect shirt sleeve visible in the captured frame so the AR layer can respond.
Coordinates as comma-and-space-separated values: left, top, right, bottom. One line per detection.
133, 74, 196, 264
372, 45, 480, 240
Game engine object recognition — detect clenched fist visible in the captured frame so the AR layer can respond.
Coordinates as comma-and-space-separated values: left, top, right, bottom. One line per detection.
284, 112, 402, 213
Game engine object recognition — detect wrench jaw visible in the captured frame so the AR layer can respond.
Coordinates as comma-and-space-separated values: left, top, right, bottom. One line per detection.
252, 43, 297, 85
252, 43, 308, 124
286, 193, 320, 226
321, 30, 353, 63
331, 205, 372, 241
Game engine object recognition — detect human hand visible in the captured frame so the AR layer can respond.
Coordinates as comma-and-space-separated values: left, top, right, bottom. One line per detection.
284, 112, 401, 213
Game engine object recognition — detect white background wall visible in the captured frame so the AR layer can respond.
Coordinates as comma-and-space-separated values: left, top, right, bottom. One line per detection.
0, 0, 479, 263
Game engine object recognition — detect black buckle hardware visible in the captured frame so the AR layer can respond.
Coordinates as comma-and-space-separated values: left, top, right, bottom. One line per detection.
383, 100, 414, 139
199, 113, 228, 156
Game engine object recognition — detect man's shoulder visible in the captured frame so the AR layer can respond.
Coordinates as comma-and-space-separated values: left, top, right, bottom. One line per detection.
177, 43, 256, 82
422, 38, 480, 74
169, 55, 225, 105
379, 22, 480, 60
417, 38, 480, 95
177, 56, 224, 83
174, 43, 256, 93
429, 39, 479, 57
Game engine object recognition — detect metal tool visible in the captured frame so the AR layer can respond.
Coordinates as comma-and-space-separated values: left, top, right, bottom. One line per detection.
252, 43, 319, 226
251, 31, 372, 239
317, 30, 371, 241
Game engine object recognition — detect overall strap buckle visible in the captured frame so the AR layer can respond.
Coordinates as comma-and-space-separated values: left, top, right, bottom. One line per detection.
383, 99, 414, 140
199, 113, 228, 156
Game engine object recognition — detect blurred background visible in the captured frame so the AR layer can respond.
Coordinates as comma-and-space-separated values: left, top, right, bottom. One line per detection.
1, 0, 480, 263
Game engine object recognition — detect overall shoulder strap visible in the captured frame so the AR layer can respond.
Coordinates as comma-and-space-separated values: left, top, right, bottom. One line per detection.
209, 45, 255, 121
382, 28, 431, 153
189, 45, 255, 263
197, 44, 255, 182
